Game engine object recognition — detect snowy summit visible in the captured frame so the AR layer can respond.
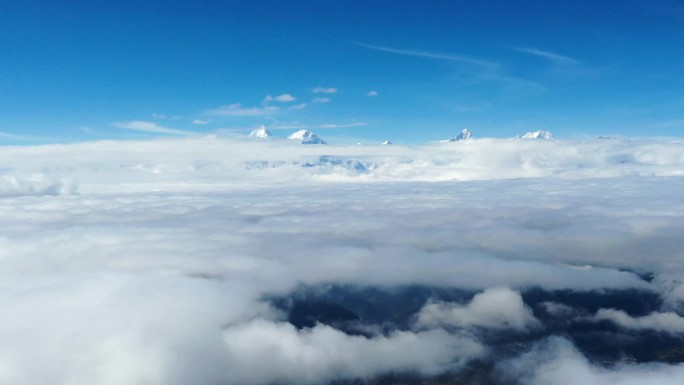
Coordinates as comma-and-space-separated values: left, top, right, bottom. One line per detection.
520, 130, 554, 139
249, 126, 273, 139
441, 128, 472, 142
382, 140, 393, 145
287, 129, 326, 144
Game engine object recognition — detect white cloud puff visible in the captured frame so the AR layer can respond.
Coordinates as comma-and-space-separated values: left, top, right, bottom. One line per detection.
415, 287, 540, 331
590, 309, 684, 334
221, 320, 485, 385
264, 94, 296, 103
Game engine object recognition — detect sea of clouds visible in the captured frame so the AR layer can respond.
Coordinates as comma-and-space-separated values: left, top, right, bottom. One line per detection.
0, 136, 683, 384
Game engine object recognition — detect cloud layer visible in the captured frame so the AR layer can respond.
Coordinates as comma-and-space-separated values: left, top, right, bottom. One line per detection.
0, 174, 76, 197
501, 337, 684, 385
0, 136, 683, 384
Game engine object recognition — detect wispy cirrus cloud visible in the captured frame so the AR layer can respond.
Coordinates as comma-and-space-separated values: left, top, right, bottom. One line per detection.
356, 42, 543, 96
112, 121, 193, 135
288, 103, 308, 110
366, 90, 379, 97
312, 87, 337, 94
270, 122, 367, 130
312, 97, 331, 103
0, 130, 41, 140
151, 113, 182, 120
205, 103, 280, 117
355, 42, 497, 68
511, 46, 579, 66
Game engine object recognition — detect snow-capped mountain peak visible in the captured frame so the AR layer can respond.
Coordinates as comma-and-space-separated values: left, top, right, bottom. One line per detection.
249, 126, 273, 139
287, 129, 326, 144
520, 130, 554, 139
382, 140, 393, 145
440, 128, 472, 142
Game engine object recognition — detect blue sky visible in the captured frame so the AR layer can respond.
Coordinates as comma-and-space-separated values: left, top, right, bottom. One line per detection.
1, 0, 683, 144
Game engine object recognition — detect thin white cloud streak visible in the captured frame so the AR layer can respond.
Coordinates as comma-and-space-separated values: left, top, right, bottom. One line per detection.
264, 94, 296, 103
539, 301, 581, 318
150, 114, 183, 120
366, 90, 379, 97
112, 121, 194, 135
355, 42, 496, 68
590, 309, 684, 334
205, 103, 280, 117
312, 97, 330, 103
356, 42, 543, 94
269, 122, 367, 130
192, 119, 209, 125
511, 46, 579, 66
312, 87, 337, 94
0, 130, 40, 140
288, 103, 308, 110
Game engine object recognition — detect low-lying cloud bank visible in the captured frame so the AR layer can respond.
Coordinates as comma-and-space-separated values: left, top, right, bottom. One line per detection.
0, 136, 682, 190
0, 137, 683, 384
590, 308, 684, 334
221, 320, 484, 385
0, 174, 76, 197
502, 337, 684, 385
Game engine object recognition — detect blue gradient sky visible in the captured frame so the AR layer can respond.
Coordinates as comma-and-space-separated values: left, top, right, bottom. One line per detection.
1, 0, 683, 144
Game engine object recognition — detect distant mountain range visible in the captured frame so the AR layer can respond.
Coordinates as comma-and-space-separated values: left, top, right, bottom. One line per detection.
248, 127, 557, 144
519, 130, 554, 139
